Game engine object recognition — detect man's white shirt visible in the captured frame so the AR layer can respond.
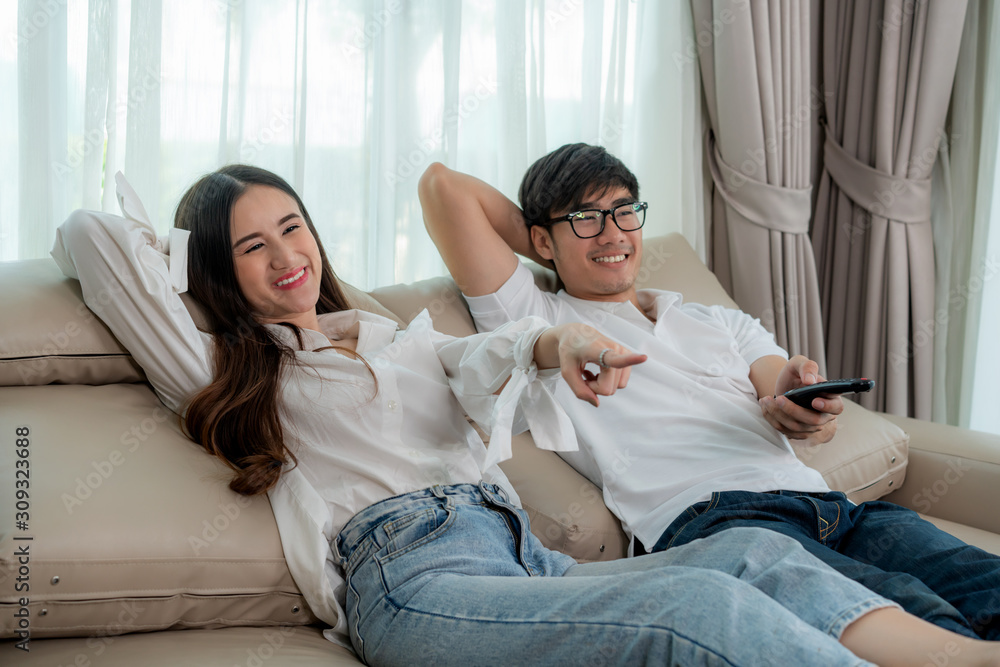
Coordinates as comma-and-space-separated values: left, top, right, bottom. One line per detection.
466, 261, 831, 550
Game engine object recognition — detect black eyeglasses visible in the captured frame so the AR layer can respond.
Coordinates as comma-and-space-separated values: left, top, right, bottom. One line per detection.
544, 202, 648, 239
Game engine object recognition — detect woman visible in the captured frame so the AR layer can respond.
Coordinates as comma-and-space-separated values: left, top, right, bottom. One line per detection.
52, 165, 1000, 666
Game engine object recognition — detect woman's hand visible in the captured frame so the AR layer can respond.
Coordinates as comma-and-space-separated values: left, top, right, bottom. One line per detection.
534, 324, 647, 406
758, 355, 842, 443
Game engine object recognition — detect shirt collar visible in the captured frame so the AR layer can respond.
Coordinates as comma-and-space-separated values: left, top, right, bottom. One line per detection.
637, 290, 683, 320
558, 288, 683, 324
263, 309, 399, 352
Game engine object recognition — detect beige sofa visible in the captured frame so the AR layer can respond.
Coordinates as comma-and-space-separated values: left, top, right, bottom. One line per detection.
2, 231, 999, 665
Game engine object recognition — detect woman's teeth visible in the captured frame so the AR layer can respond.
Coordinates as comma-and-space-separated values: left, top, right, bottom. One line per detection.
275, 268, 305, 286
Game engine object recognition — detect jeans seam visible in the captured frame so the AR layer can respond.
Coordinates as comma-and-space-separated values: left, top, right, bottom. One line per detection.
384, 606, 744, 667
346, 572, 367, 662
496, 509, 523, 569
481, 489, 535, 576
819, 502, 840, 542
806, 496, 840, 543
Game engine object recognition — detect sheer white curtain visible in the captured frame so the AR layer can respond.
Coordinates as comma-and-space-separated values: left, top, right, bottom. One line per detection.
0, 0, 704, 290
935, 0, 1000, 434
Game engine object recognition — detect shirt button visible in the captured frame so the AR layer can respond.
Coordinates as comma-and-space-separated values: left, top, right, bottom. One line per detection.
388, 400, 398, 411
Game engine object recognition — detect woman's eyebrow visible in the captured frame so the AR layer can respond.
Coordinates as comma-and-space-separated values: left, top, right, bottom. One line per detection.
231, 213, 301, 249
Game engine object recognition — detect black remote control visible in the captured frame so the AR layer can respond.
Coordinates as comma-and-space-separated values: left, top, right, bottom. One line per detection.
783, 378, 875, 410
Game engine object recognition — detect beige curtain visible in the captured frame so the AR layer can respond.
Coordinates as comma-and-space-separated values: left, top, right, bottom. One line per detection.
811, 0, 967, 418
934, 0, 1000, 430
693, 0, 826, 372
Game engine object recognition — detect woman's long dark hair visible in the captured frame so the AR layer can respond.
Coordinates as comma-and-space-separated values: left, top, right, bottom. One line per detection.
175, 165, 353, 495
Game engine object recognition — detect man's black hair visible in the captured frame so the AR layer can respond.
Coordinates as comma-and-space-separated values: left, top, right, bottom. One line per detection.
518, 143, 639, 229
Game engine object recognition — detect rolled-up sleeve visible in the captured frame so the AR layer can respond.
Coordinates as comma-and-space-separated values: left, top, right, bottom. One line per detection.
428, 313, 578, 471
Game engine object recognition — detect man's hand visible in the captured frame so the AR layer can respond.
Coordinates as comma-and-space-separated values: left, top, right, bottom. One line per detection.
534, 324, 647, 407
758, 355, 842, 443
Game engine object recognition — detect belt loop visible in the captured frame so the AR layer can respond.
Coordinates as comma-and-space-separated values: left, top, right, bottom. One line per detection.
494, 484, 509, 503
478, 480, 508, 504
431, 485, 446, 500
332, 535, 347, 569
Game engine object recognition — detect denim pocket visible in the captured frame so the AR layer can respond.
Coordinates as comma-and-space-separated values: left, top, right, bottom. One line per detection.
377, 505, 455, 566
655, 497, 716, 551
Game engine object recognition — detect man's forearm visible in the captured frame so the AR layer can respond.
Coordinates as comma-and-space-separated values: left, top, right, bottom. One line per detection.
468, 175, 536, 261
748, 355, 787, 398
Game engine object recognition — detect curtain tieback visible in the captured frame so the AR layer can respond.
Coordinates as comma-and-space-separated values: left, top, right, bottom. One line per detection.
706, 129, 812, 234
822, 125, 932, 223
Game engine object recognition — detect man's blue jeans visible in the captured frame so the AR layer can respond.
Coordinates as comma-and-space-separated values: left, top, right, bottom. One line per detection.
335, 482, 890, 666
652, 490, 1000, 639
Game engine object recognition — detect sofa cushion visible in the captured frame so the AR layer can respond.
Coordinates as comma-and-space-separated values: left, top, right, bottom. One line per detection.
0, 259, 145, 387
791, 399, 909, 502
0, 625, 358, 667
499, 435, 629, 561
0, 384, 315, 639
370, 275, 476, 334
0, 251, 402, 389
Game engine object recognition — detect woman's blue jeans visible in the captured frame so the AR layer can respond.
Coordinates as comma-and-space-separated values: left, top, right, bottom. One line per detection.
653, 490, 1000, 640
335, 482, 890, 666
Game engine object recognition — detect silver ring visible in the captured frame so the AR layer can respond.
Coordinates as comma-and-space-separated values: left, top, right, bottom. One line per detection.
598, 348, 612, 369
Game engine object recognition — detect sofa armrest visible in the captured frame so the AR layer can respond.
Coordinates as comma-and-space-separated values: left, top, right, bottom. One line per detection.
880, 413, 1000, 535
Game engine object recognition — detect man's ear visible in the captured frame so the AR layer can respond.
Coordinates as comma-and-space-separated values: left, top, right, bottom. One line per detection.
530, 225, 555, 261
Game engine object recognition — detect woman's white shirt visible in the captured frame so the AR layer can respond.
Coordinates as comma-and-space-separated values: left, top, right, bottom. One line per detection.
50, 204, 575, 646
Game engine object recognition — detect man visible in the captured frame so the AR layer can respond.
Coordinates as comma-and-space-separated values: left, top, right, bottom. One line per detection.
419, 143, 1000, 639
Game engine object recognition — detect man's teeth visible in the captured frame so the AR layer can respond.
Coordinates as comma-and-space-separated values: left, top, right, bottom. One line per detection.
593, 255, 626, 263
275, 268, 305, 286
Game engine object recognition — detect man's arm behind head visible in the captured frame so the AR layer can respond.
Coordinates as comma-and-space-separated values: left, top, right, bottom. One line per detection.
419, 162, 549, 297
